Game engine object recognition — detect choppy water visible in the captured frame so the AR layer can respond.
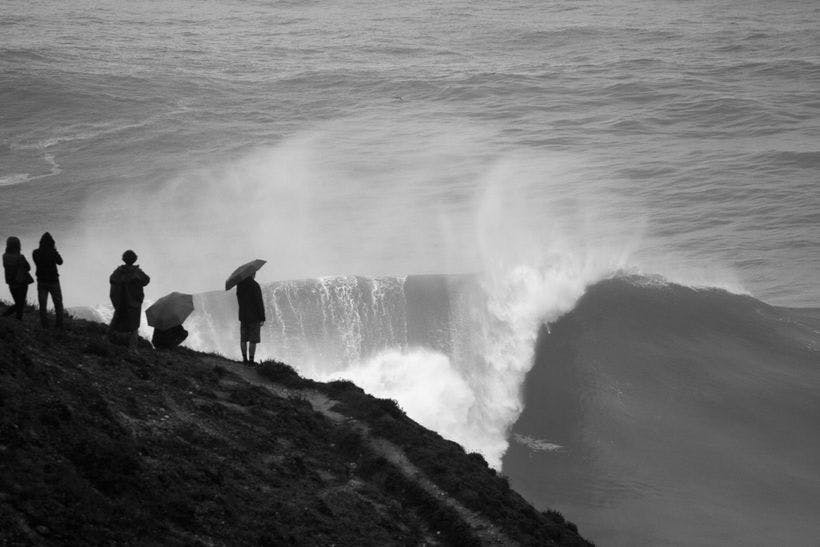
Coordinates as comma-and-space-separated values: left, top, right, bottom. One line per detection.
3, 1, 819, 545
1, 0, 818, 306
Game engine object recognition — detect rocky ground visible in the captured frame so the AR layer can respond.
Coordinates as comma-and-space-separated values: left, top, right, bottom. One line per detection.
0, 304, 592, 546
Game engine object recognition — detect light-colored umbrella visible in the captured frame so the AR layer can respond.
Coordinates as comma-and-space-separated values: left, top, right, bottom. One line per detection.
145, 292, 194, 330
225, 259, 266, 290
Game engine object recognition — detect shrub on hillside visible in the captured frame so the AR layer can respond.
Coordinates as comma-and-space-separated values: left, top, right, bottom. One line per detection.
322, 379, 365, 398
257, 360, 305, 388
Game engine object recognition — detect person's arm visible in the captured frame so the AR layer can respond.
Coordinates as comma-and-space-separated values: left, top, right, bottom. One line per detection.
22, 256, 30, 272
55, 250, 63, 265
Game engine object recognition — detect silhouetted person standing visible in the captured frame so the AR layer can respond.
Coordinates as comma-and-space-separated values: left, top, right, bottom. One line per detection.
109, 250, 150, 346
32, 232, 64, 329
2, 236, 33, 321
236, 272, 265, 364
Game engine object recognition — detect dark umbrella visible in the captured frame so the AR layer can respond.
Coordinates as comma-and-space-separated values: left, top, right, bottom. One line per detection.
145, 292, 194, 330
225, 259, 266, 290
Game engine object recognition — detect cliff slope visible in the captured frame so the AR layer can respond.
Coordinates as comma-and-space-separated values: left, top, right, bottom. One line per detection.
0, 306, 591, 546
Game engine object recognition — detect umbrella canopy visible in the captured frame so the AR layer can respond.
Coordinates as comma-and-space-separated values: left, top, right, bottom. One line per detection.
145, 292, 194, 330
225, 259, 266, 290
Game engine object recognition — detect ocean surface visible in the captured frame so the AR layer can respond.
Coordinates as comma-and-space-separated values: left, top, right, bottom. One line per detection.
2, 0, 819, 544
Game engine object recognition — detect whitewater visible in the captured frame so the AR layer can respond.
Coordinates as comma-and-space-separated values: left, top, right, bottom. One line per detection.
2, 0, 818, 544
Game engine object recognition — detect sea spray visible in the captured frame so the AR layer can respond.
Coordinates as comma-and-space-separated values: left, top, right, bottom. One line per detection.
66, 121, 494, 305
455, 260, 627, 467
70, 144, 679, 466
454, 154, 640, 465
318, 348, 483, 454
322, 265, 624, 468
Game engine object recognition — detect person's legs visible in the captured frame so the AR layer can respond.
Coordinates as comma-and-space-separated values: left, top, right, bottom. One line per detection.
12, 285, 27, 320
37, 282, 49, 327
52, 282, 63, 328
240, 323, 248, 362
240, 322, 255, 363
250, 321, 262, 364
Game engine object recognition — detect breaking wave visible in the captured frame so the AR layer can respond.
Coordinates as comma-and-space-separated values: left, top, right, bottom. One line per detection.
183, 267, 608, 468
504, 276, 820, 545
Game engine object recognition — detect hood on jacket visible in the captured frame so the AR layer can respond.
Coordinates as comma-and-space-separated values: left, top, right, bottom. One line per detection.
39, 232, 55, 249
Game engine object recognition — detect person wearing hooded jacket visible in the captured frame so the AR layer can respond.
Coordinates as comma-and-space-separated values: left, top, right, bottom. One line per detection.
109, 250, 150, 346
2, 236, 33, 321
32, 232, 64, 328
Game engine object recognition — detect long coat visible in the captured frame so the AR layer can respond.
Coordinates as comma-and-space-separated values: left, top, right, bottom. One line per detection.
109, 265, 150, 332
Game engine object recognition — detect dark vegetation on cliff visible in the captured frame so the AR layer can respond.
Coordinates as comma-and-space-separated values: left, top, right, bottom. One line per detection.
0, 304, 591, 546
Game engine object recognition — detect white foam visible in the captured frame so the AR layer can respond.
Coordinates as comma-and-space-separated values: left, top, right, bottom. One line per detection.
11, 117, 173, 151
0, 153, 62, 187
448, 154, 637, 466
319, 348, 507, 459
0, 173, 29, 186
513, 434, 563, 452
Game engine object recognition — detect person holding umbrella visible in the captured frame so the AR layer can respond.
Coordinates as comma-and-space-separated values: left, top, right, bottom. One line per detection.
226, 259, 266, 364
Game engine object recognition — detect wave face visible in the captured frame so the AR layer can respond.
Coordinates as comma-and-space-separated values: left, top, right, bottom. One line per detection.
503, 277, 820, 546
187, 275, 464, 369
187, 273, 533, 465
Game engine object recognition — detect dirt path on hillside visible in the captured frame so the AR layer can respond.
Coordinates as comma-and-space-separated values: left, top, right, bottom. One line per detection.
207, 357, 515, 546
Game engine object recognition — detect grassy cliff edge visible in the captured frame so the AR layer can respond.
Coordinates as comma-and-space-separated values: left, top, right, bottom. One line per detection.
0, 306, 592, 546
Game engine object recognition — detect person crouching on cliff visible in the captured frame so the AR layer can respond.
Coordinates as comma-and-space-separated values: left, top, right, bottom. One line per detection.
109, 250, 150, 346
32, 232, 64, 329
2, 236, 33, 321
236, 272, 265, 364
